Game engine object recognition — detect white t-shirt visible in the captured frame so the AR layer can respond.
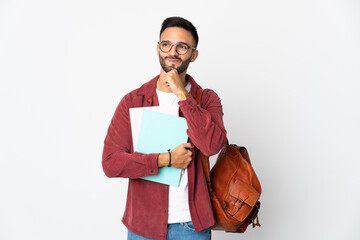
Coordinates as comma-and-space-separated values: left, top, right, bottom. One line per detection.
156, 82, 192, 224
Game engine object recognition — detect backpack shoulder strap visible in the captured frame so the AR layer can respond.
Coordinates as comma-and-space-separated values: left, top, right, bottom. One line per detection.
196, 88, 204, 105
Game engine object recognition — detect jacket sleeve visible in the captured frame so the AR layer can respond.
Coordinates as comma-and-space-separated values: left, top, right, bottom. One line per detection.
102, 96, 159, 178
178, 89, 227, 156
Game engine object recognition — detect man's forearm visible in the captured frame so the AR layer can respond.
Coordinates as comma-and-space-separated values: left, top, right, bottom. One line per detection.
178, 90, 227, 156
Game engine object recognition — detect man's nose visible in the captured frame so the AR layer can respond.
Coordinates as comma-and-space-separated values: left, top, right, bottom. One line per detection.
169, 45, 179, 56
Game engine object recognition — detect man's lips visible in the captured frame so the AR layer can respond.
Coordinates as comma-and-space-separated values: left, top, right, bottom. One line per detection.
166, 58, 181, 63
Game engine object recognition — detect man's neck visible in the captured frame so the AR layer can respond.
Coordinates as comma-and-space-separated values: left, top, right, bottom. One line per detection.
176, 71, 187, 86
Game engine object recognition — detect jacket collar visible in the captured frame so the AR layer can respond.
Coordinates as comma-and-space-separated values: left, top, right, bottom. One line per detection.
136, 74, 202, 100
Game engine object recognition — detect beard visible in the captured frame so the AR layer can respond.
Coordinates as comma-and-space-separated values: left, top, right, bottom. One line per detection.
159, 54, 191, 74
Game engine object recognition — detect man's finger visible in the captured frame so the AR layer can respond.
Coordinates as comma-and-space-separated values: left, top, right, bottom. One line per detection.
183, 143, 194, 149
169, 69, 178, 75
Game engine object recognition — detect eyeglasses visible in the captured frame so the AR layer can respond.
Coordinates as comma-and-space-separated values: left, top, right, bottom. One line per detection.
158, 41, 196, 55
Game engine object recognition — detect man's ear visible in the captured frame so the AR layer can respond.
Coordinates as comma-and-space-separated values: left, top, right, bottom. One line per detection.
156, 44, 160, 56
190, 49, 198, 62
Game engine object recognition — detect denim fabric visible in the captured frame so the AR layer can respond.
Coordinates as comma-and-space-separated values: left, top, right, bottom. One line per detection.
127, 222, 211, 240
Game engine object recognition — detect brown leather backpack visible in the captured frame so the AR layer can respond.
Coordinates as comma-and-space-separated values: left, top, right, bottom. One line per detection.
196, 89, 262, 233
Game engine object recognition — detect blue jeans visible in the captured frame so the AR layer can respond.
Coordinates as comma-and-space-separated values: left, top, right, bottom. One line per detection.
127, 222, 211, 240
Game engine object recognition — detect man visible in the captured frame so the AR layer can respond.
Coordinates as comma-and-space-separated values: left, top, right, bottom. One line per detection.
102, 16, 227, 240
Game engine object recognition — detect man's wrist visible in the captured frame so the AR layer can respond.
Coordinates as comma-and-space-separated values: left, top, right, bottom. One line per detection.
177, 91, 189, 101
157, 152, 170, 168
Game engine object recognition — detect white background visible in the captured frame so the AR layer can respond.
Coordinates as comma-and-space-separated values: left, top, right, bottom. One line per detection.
1, 0, 359, 239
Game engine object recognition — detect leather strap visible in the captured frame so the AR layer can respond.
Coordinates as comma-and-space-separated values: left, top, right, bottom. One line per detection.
195, 88, 204, 105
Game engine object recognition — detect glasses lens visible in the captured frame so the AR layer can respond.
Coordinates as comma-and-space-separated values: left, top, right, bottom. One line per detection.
176, 43, 189, 55
160, 41, 171, 52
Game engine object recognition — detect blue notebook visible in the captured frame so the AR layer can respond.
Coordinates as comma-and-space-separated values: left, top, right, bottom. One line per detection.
136, 109, 188, 187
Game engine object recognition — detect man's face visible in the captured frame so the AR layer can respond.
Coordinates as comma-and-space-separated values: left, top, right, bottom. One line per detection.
157, 27, 198, 74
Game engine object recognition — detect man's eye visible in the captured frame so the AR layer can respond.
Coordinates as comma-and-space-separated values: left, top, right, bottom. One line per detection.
178, 45, 188, 49
162, 42, 170, 47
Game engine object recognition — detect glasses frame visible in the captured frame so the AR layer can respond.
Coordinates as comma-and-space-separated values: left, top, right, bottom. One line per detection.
158, 41, 196, 55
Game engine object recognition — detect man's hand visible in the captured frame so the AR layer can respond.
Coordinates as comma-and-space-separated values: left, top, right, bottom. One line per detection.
158, 69, 189, 101
157, 143, 194, 169
171, 143, 194, 169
